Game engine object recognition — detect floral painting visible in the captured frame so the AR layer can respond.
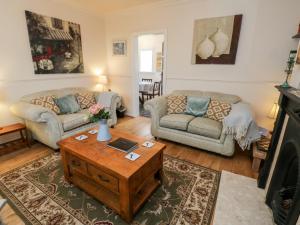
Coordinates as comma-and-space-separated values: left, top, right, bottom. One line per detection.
191, 14, 242, 64
25, 11, 84, 74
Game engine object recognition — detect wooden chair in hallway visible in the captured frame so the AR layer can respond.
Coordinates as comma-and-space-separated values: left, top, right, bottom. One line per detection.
143, 81, 161, 101
141, 78, 152, 83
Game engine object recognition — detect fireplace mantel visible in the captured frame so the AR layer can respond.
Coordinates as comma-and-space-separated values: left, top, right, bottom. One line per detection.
257, 85, 300, 225
258, 86, 300, 188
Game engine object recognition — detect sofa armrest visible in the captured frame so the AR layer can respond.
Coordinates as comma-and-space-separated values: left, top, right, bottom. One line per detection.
11, 102, 56, 122
144, 96, 168, 130
96, 91, 121, 126
10, 102, 64, 136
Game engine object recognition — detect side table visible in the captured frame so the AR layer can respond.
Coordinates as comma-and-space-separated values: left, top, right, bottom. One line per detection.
0, 123, 30, 148
252, 136, 270, 172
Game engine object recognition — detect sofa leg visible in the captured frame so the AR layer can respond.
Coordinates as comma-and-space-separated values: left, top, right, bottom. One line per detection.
154, 137, 158, 140
111, 125, 115, 128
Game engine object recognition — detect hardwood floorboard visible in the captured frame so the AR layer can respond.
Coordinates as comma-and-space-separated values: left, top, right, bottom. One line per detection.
0, 116, 258, 225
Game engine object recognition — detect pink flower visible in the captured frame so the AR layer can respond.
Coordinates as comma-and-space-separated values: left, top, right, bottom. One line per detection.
89, 104, 103, 115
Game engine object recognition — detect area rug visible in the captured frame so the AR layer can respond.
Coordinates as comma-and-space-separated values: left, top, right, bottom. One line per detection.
0, 153, 220, 225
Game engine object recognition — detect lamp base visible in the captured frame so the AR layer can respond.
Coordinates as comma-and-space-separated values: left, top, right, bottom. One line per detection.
281, 81, 290, 88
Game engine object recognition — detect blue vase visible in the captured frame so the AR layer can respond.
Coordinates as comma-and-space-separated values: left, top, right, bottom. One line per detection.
97, 119, 112, 142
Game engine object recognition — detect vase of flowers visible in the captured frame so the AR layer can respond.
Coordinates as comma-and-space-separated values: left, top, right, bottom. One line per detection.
89, 104, 111, 142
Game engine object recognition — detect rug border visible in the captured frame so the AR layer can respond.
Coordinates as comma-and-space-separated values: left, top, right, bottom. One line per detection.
0, 153, 55, 225
1, 153, 221, 225
164, 153, 221, 225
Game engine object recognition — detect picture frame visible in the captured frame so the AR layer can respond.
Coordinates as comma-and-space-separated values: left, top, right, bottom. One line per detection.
296, 45, 300, 64
191, 14, 243, 65
25, 10, 84, 74
112, 40, 127, 56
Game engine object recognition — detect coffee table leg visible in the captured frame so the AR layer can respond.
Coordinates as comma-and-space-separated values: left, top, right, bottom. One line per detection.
20, 130, 25, 144
61, 149, 72, 183
25, 128, 31, 147
157, 169, 164, 184
119, 179, 133, 223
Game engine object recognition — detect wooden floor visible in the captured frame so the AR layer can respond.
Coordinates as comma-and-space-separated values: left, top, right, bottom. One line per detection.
0, 116, 258, 224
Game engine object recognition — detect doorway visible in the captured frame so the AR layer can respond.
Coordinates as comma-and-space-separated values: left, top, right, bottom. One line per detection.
132, 32, 166, 117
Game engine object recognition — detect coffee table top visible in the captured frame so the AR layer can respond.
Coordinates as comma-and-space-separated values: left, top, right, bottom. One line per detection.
58, 129, 165, 178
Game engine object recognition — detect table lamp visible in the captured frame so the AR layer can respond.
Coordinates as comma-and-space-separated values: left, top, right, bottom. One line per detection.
98, 75, 108, 91
268, 102, 279, 119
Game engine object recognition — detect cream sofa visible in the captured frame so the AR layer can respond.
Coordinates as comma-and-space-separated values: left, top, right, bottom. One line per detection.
144, 90, 241, 156
11, 87, 121, 150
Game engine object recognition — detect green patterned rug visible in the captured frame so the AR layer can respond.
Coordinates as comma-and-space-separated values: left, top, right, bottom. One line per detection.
0, 153, 220, 225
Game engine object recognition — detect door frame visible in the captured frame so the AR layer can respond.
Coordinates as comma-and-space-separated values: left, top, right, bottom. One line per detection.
131, 29, 168, 117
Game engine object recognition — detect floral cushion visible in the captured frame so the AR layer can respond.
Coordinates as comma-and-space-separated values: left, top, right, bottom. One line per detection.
205, 99, 231, 121
167, 95, 187, 114
76, 92, 96, 109
31, 96, 60, 114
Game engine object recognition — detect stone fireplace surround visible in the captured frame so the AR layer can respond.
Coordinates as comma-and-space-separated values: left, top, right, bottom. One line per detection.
258, 86, 300, 225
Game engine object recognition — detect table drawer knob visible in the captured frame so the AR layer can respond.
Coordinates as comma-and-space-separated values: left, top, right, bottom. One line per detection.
71, 160, 81, 167
98, 175, 110, 183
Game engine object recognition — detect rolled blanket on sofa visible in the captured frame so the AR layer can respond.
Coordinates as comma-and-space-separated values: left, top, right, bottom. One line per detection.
223, 102, 261, 150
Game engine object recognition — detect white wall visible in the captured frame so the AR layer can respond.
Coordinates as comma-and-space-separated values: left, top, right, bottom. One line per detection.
105, 0, 300, 128
0, 0, 106, 126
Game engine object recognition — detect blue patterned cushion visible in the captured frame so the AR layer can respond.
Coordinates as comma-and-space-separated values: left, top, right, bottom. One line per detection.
54, 95, 80, 114
186, 96, 210, 117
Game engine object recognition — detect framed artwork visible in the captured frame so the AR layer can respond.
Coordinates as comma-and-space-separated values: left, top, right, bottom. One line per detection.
156, 52, 163, 72
112, 40, 127, 56
191, 14, 243, 64
25, 11, 84, 74
296, 46, 300, 64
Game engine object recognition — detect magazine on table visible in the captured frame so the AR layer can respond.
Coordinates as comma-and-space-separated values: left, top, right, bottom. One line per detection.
107, 138, 138, 152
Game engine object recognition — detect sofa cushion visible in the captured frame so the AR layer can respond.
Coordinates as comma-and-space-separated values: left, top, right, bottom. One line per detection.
54, 94, 80, 114
59, 110, 90, 131
187, 117, 222, 139
205, 99, 231, 122
30, 95, 60, 114
167, 95, 187, 114
160, 114, 195, 131
76, 92, 96, 109
186, 96, 210, 117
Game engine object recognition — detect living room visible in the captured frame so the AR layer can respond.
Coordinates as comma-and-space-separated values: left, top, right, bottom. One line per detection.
0, 0, 300, 224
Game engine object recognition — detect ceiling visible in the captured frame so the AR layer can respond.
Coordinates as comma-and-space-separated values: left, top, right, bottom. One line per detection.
56, 0, 165, 14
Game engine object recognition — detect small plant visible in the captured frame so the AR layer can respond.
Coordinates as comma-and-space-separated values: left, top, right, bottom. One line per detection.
88, 104, 110, 122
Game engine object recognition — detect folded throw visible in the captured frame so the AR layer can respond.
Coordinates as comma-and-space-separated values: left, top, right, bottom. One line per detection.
223, 102, 261, 150
97, 92, 117, 108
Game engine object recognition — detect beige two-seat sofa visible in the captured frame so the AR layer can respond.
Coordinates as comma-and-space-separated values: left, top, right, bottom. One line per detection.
145, 90, 241, 156
11, 87, 121, 150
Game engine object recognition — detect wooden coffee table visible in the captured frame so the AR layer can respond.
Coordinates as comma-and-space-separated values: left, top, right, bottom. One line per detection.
58, 129, 165, 223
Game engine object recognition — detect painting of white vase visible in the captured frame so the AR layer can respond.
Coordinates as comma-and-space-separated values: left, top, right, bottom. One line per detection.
197, 35, 215, 59
211, 28, 229, 57
192, 14, 242, 64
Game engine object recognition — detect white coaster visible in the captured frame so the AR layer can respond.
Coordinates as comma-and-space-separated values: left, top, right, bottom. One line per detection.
88, 129, 98, 134
142, 141, 155, 148
75, 135, 88, 141
125, 152, 140, 161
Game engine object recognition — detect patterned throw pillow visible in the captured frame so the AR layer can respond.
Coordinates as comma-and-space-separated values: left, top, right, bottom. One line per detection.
167, 95, 187, 114
76, 92, 96, 109
205, 99, 231, 121
31, 96, 60, 114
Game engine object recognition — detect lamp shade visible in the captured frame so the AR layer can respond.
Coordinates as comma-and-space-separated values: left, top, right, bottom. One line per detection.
98, 75, 108, 85
268, 102, 279, 119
